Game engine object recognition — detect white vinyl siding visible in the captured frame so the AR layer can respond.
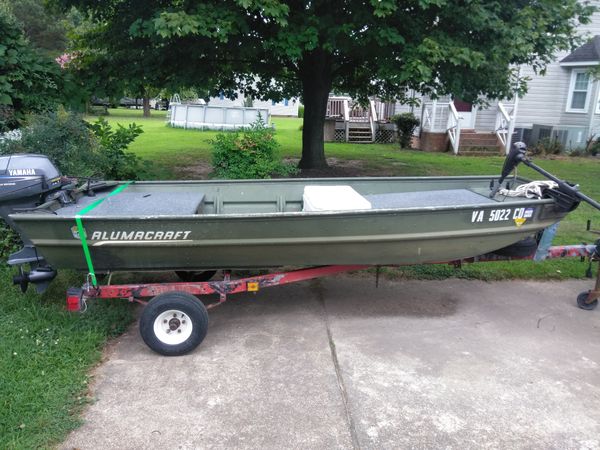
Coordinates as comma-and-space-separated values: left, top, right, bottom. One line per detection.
566, 70, 592, 113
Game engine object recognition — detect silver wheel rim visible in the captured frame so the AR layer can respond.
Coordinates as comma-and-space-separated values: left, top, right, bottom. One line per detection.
153, 309, 193, 345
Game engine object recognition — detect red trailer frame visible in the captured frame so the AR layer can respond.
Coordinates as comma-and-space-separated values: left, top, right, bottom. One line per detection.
68, 244, 600, 312
63, 243, 599, 355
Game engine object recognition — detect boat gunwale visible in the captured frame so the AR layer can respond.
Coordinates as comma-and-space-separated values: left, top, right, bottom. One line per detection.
10, 197, 558, 222
104, 174, 531, 185
10, 174, 562, 221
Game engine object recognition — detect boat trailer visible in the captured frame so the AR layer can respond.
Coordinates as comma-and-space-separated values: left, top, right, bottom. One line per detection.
66, 240, 600, 356
64, 144, 600, 355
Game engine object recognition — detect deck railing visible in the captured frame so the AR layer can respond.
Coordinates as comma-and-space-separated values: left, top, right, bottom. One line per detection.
327, 96, 380, 142
421, 102, 451, 132
327, 98, 347, 119
447, 102, 461, 154
495, 102, 516, 155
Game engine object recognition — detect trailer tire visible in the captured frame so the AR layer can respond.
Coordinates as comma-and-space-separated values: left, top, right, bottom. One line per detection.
576, 291, 598, 311
139, 291, 209, 356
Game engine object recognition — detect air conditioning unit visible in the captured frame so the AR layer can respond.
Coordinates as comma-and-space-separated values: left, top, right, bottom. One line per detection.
530, 124, 554, 144
530, 124, 588, 150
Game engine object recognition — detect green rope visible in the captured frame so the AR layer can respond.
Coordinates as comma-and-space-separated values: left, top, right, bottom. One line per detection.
75, 182, 132, 287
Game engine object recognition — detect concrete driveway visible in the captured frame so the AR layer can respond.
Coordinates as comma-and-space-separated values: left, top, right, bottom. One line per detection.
62, 277, 600, 450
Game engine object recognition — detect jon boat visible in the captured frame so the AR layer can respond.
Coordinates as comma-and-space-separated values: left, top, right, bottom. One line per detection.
1, 142, 597, 293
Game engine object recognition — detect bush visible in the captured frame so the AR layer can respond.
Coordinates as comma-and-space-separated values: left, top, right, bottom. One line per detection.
0, 109, 104, 177
0, 110, 146, 180
587, 140, 600, 157
87, 118, 147, 179
390, 113, 420, 149
298, 105, 304, 118
0, 221, 20, 263
530, 137, 564, 156
211, 117, 297, 179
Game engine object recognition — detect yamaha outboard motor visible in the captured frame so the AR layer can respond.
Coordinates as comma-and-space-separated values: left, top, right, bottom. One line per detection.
0, 154, 65, 292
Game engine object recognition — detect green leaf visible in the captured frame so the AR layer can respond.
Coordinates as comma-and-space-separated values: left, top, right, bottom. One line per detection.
0, 94, 13, 105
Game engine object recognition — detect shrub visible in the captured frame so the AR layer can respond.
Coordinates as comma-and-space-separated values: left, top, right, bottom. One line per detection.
0, 109, 104, 177
390, 113, 420, 149
0, 222, 20, 263
298, 105, 304, 118
0, 110, 146, 180
211, 117, 297, 179
87, 118, 147, 179
587, 140, 600, 157
530, 137, 564, 156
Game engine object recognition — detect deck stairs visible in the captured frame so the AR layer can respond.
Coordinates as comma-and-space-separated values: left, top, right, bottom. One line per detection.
348, 120, 373, 143
326, 97, 392, 143
458, 129, 502, 155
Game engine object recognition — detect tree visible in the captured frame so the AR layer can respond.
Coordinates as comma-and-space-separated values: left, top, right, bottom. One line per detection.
4, 0, 68, 56
65, 10, 192, 118
0, 6, 64, 131
55, 0, 593, 168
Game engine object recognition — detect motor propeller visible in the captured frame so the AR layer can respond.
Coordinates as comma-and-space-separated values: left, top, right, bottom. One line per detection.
13, 266, 57, 293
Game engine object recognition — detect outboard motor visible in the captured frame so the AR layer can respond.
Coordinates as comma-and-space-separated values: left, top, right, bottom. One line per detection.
0, 154, 65, 292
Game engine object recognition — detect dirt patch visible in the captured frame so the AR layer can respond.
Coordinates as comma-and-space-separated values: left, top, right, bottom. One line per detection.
172, 156, 405, 180
286, 157, 401, 178
173, 161, 213, 180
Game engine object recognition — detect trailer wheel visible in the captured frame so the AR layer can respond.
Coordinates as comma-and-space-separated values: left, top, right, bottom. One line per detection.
139, 291, 209, 356
175, 270, 217, 282
576, 291, 598, 311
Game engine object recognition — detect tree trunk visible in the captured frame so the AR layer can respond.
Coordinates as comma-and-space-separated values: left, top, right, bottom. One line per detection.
142, 96, 151, 117
298, 50, 333, 169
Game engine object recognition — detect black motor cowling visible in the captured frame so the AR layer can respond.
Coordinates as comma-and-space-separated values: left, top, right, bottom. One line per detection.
0, 154, 63, 232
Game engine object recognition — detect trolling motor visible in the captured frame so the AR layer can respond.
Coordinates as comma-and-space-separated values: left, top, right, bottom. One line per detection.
490, 142, 600, 213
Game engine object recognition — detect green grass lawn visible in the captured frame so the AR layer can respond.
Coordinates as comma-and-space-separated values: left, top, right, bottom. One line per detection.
0, 269, 133, 449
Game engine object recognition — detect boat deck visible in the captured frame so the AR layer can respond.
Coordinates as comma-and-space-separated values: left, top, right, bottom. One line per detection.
56, 192, 206, 217
54, 186, 499, 217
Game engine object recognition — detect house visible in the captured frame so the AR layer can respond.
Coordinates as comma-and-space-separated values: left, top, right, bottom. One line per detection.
409, 2, 600, 153
328, 1, 600, 153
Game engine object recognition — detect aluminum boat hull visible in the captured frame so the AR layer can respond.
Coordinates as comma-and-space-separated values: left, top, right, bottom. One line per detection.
9, 176, 571, 272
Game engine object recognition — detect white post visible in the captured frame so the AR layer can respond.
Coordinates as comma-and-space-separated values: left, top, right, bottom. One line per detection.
587, 79, 599, 141
505, 67, 521, 154
343, 99, 350, 142
454, 106, 461, 155
431, 99, 438, 131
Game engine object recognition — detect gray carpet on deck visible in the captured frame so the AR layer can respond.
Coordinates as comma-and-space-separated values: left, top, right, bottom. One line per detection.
364, 189, 493, 209
56, 191, 205, 217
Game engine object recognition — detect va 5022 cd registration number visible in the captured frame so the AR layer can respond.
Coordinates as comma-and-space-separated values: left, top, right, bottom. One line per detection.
471, 207, 534, 224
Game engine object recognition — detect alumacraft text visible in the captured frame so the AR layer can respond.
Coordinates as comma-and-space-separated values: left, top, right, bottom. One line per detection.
90, 230, 192, 241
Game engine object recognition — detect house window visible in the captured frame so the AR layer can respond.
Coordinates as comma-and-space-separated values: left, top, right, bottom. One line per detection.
566, 70, 591, 113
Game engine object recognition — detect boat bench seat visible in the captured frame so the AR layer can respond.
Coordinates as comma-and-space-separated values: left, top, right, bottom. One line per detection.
365, 189, 492, 209
57, 191, 206, 217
